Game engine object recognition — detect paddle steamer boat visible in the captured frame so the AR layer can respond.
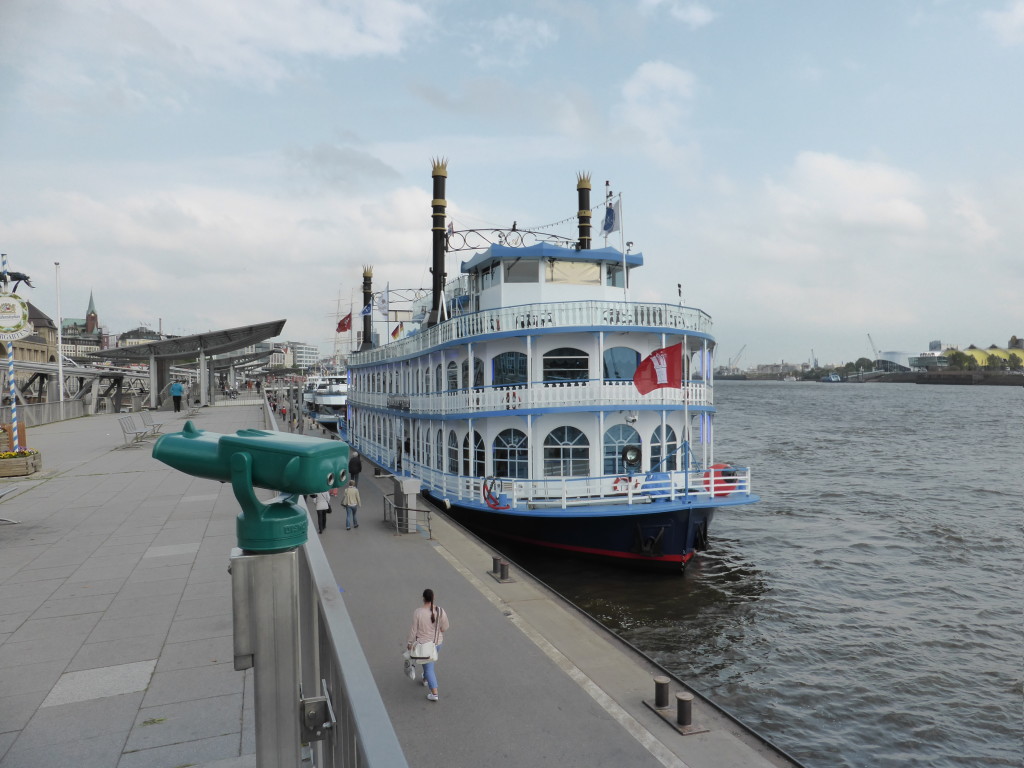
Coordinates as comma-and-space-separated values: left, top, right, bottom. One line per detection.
344, 161, 757, 570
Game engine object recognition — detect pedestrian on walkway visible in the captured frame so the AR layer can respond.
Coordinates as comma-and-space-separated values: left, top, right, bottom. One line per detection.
348, 451, 362, 486
170, 380, 184, 412
342, 481, 360, 530
309, 491, 331, 533
407, 588, 449, 702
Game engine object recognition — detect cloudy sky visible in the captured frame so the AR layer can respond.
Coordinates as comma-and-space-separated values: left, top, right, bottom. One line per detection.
1, 0, 1021, 367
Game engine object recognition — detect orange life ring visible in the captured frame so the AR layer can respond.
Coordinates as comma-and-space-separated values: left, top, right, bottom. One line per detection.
612, 475, 640, 493
702, 463, 738, 497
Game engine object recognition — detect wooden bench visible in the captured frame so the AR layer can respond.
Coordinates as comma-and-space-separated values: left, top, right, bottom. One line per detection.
139, 410, 167, 435
119, 415, 152, 446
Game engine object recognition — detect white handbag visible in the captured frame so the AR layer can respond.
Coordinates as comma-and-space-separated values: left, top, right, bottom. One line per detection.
408, 606, 443, 665
410, 641, 437, 664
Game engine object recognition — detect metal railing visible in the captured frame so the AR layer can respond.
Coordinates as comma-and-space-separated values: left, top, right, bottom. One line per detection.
352, 437, 752, 510
349, 378, 711, 414
350, 299, 712, 366
381, 494, 433, 537
410, 465, 752, 508
297, 523, 409, 768
0, 400, 87, 426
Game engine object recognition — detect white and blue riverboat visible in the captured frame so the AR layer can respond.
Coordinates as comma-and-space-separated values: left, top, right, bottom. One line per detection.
345, 161, 757, 571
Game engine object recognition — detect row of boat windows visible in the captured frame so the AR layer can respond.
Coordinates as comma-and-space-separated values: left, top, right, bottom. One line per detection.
476, 260, 627, 289
356, 418, 682, 477
355, 347, 688, 393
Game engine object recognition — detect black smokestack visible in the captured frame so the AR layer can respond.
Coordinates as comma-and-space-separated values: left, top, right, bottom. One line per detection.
360, 265, 373, 350
577, 172, 592, 250
427, 158, 448, 327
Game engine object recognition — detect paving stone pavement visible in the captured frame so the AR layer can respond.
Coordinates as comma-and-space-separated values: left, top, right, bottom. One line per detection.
0, 406, 261, 768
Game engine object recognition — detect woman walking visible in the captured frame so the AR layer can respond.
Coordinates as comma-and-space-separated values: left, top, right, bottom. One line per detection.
407, 588, 449, 702
309, 491, 331, 534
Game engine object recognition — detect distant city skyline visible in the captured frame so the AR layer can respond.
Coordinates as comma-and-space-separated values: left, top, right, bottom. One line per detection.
2, 1, 1021, 362
38, 284, 1015, 370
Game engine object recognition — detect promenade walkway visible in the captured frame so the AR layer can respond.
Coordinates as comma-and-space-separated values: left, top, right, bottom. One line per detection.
0, 404, 799, 768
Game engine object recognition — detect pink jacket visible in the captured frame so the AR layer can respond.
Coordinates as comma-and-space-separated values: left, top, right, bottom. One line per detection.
407, 604, 449, 646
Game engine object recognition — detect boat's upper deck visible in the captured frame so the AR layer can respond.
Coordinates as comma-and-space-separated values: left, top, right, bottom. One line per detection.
459, 242, 645, 312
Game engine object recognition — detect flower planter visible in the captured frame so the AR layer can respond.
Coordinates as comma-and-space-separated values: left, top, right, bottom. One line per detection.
0, 451, 42, 477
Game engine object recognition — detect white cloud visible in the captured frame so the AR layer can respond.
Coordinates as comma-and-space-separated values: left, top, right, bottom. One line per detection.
949, 190, 998, 246
468, 14, 559, 69
766, 152, 927, 232
2, 0, 431, 112
639, 0, 715, 29
612, 61, 698, 164
981, 0, 1024, 45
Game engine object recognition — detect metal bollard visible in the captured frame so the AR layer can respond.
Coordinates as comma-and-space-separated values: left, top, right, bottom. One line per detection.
653, 676, 670, 709
492, 555, 502, 574
676, 691, 694, 727
499, 560, 510, 581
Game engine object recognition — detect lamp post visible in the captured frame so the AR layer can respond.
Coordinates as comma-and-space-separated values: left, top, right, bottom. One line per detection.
54, 262, 64, 420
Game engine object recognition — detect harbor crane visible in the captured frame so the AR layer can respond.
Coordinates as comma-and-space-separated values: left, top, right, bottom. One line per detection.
867, 334, 880, 364
728, 344, 746, 372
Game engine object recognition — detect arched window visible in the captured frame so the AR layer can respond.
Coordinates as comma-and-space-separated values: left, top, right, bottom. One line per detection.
493, 351, 527, 387
650, 425, 679, 471
447, 431, 459, 474
435, 364, 443, 393
494, 429, 528, 479
463, 357, 484, 389
462, 432, 484, 476
543, 426, 589, 477
424, 369, 431, 394
690, 349, 705, 381
423, 428, 431, 468
603, 347, 640, 381
604, 424, 641, 475
447, 361, 459, 391
543, 348, 588, 383
436, 429, 444, 470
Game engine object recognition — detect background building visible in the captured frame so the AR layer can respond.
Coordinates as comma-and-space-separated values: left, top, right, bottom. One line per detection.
61, 292, 106, 360
288, 341, 318, 371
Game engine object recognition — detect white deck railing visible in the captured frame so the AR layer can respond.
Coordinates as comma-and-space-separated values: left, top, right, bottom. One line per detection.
351, 436, 750, 510
350, 300, 712, 366
350, 379, 711, 414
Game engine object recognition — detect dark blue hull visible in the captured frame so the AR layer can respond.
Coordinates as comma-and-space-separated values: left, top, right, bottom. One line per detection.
422, 490, 722, 571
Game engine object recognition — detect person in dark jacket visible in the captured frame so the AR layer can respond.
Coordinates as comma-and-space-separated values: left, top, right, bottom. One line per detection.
348, 451, 362, 486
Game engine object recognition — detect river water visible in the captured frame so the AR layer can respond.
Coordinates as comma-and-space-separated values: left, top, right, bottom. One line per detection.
500, 381, 1023, 768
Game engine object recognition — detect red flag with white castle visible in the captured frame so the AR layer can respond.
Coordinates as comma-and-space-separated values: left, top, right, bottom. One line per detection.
632, 343, 683, 395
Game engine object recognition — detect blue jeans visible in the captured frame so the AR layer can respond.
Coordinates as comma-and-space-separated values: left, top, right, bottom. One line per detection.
345, 505, 358, 528
422, 643, 442, 690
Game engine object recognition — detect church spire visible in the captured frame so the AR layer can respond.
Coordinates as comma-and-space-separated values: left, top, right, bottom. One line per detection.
86, 291, 98, 334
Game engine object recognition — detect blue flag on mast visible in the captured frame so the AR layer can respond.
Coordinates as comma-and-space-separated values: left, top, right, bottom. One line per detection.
602, 199, 621, 235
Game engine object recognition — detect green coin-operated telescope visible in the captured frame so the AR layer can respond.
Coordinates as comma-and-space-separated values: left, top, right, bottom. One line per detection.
152, 422, 349, 552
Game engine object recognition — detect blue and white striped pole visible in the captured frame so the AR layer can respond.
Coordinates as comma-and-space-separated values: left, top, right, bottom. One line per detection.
1, 253, 19, 452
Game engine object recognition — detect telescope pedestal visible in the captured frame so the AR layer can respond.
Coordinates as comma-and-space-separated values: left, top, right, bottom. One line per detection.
230, 547, 302, 768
